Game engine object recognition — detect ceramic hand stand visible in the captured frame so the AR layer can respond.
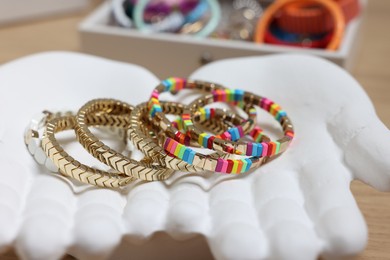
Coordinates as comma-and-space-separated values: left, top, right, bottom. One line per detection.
0, 52, 388, 260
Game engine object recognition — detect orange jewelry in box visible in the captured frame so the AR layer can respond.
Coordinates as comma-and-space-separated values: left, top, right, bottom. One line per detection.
79, 0, 367, 79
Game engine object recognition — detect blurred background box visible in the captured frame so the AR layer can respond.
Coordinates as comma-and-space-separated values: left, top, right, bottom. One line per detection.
79, 0, 366, 79
0, 0, 89, 25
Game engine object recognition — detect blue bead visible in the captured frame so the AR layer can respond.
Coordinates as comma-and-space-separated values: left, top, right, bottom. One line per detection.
234, 127, 240, 139
228, 128, 240, 141
183, 149, 190, 162
162, 80, 171, 91
206, 108, 210, 119
257, 143, 263, 157
251, 143, 258, 156
234, 89, 244, 101
245, 158, 252, 172
276, 110, 287, 121
187, 150, 196, 164
203, 134, 210, 148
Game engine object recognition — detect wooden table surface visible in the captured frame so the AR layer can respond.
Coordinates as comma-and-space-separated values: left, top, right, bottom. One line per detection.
0, 1, 389, 259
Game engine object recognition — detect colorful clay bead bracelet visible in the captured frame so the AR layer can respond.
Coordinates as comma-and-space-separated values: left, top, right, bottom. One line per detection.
185, 90, 294, 157
184, 89, 261, 147
148, 77, 257, 146
148, 78, 291, 174
74, 99, 175, 181
129, 100, 251, 173
155, 105, 257, 147
177, 105, 257, 135
161, 112, 291, 174
161, 135, 267, 173
151, 105, 257, 147
148, 77, 271, 156
129, 101, 204, 173
141, 91, 254, 148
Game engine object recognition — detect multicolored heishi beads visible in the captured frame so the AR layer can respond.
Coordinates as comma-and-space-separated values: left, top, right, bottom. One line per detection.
147, 77, 294, 174
212, 89, 245, 105
148, 89, 162, 117
190, 89, 292, 158
162, 77, 189, 92
164, 137, 196, 164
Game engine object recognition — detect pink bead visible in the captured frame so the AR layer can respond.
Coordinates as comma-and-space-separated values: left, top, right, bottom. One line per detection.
151, 91, 159, 99
261, 142, 268, 157
221, 159, 228, 173
170, 141, 178, 154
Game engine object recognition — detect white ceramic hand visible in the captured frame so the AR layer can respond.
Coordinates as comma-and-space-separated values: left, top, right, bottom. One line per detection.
0, 53, 388, 260
189, 54, 390, 259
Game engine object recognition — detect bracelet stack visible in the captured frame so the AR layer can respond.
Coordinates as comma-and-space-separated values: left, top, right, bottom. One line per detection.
24, 77, 294, 188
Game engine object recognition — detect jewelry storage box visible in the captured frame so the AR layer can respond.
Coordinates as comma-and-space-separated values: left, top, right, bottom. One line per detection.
79, 0, 366, 79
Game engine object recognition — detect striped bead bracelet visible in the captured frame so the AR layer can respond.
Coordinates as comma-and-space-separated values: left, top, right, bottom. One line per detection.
147, 77, 294, 174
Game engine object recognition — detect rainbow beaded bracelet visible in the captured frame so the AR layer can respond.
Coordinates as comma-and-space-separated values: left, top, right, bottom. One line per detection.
185, 89, 294, 157
129, 101, 204, 173
148, 77, 257, 145
147, 78, 293, 174
149, 77, 289, 158
130, 100, 256, 172
161, 136, 264, 173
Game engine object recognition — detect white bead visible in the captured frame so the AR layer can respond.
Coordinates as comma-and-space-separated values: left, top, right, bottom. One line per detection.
45, 158, 58, 172
28, 139, 38, 155
24, 128, 33, 146
34, 147, 46, 165
31, 112, 46, 128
